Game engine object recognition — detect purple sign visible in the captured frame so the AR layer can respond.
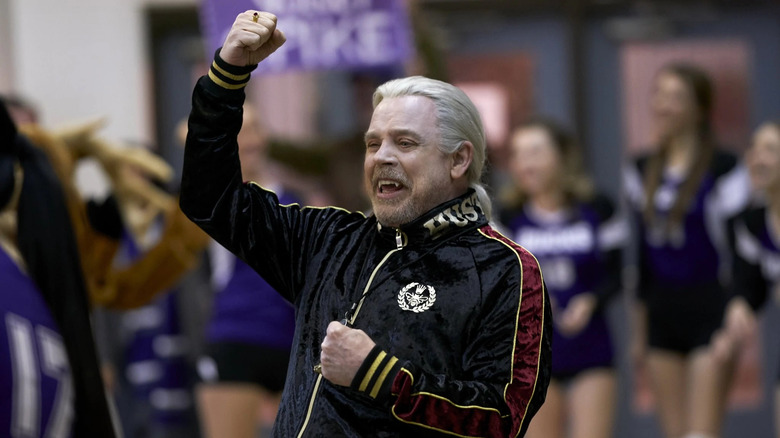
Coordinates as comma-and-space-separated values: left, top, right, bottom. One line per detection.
199, 0, 414, 74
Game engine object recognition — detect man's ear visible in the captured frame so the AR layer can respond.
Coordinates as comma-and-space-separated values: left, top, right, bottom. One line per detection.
451, 141, 473, 180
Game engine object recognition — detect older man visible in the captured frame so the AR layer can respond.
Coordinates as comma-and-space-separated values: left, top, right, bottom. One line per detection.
180, 10, 550, 437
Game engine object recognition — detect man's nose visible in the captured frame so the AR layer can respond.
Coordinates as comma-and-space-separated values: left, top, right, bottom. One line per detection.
373, 141, 398, 165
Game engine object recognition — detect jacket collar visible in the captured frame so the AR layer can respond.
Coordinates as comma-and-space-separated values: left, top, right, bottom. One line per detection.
376, 189, 488, 245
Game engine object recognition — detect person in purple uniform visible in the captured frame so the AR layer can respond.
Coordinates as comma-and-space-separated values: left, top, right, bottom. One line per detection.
501, 117, 626, 438
719, 121, 780, 438
196, 104, 297, 438
622, 64, 751, 438
108, 233, 201, 438
0, 101, 116, 436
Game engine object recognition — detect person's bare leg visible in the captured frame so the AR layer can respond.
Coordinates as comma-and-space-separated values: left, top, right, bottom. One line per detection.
525, 379, 565, 438
684, 347, 735, 438
197, 383, 263, 438
569, 369, 617, 438
646, 349, 687, 438
256, 389, 282, 437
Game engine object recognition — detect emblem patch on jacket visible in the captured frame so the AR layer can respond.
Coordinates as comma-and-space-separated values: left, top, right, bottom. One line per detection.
397, 282, 436, 313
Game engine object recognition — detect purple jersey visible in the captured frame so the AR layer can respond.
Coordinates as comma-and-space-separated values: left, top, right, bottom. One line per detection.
624, 152, 750, 296
503, 196, 626, 375
116, 230, 195, 429
206, 190, 297, 349
0, 247, 74, 438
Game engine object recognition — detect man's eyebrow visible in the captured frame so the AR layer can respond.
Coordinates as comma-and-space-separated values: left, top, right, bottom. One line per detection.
390, 129, 423, 140
364, 129, 424, 142
364, 131, 378, 142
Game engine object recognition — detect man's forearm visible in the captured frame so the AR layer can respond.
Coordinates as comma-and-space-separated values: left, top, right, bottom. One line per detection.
179, 67, 248, 229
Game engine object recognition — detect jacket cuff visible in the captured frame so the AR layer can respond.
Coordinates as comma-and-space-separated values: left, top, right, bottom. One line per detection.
350, 345, 403, 402
205, 48, 258, 93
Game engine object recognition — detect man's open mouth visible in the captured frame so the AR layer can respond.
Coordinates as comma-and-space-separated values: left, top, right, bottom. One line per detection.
378, 179, 404, 194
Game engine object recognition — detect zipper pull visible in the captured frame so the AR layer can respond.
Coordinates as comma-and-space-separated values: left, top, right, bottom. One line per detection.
395, 229, 404, 249
341, 303, 357, 326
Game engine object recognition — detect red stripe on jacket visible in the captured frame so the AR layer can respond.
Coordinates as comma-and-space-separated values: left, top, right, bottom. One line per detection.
389, 225, 546, 437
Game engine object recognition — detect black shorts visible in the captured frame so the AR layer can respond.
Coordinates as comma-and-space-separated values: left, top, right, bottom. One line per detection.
197, 342, 291, 392
645, 283, 726, 354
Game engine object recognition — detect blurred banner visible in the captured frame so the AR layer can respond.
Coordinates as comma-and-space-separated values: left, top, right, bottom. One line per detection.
199, 0, 414, 74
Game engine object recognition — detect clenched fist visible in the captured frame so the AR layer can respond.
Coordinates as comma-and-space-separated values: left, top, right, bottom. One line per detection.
219, 10, 286, 67
320, 321, 376, 386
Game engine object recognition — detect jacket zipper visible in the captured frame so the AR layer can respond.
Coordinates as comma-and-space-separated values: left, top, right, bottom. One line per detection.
295, 375, 323, 438
295, 228, 407, 437
349, 229, 406, 324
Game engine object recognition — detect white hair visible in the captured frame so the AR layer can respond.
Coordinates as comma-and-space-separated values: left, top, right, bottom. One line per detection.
373, 76, 492, 220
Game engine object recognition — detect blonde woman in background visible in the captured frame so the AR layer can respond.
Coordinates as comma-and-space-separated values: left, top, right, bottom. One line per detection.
623, 63, 751, 438
501, 117, 626, 438
720, 120, 780, 438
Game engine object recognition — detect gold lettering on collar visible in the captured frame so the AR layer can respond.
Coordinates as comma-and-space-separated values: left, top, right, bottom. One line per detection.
461, 195, 479, 221
448, 204, 469, 227
423, 214, 450, 236
422, 193, 482, 238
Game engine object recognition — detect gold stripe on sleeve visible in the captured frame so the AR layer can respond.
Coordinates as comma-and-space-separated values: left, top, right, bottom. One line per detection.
369, 356, 398, 398
211, 61, 251, 81
208, 70, 247, 90
358, 351, 387, 392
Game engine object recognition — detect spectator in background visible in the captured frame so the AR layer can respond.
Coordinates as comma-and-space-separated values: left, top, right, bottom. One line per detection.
720, 120, 780, 438
500, 117, 625, 438
622, 63, 751, 438
196, 103, 297, 438
97, 215, 204, 438
0, 96, 116, 437
4, 92, 211, 310
3, 93, 211, 438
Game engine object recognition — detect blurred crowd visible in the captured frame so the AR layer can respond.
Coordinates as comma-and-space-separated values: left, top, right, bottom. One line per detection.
1, 4, 779, 438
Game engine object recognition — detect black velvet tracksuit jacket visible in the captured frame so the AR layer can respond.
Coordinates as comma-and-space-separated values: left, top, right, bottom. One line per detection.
180, 56, 551, 438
